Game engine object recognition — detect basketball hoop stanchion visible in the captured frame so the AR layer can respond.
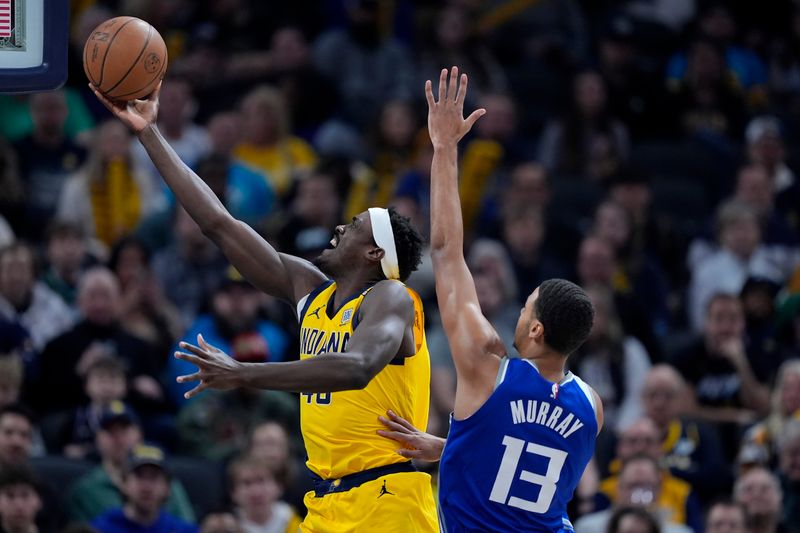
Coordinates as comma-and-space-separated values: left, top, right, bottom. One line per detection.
0, 0, 68, 93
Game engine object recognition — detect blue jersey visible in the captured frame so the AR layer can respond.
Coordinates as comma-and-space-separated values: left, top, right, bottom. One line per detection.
439, 357, 598, 532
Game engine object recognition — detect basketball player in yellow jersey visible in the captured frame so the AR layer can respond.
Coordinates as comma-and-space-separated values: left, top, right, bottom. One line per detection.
91, 83, 439, 532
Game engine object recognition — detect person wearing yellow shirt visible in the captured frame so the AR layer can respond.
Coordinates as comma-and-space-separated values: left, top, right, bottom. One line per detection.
233, 86, 317, 198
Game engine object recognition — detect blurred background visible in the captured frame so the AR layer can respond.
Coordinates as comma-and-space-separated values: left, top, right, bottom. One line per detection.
1, 0, 800, 531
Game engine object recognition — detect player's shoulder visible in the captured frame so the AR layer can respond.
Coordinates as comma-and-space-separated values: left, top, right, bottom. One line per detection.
570, 373, 604, 433
365, 279, 414, 304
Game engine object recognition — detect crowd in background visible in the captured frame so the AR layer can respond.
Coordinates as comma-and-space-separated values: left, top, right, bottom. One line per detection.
1, 0, 800, 531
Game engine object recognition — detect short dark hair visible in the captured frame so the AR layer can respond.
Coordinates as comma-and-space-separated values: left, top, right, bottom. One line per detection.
0, 403, 34, 426
387, 207, 423, 282
534, 279, 594, 356
607, 506, 661, 533
108, 236, 151, 274
84, 355, 126, 381
0, 463, 40, 494
705, 498, 746, 526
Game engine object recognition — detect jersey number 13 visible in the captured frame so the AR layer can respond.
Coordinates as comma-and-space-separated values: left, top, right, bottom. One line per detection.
489, 435, 568, 514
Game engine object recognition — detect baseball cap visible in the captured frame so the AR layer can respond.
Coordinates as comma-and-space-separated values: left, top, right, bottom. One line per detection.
98, 401, 139, 430
126, 443, 169, 475
216, 265, 254, 292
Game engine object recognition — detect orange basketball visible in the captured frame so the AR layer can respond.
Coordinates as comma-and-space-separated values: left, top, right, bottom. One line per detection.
83, 16, 168, 101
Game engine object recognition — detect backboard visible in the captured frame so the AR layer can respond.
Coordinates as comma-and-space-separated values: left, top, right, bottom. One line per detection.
0, 0, 68, 93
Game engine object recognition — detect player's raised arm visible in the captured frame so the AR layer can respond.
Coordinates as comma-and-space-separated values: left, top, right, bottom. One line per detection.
174, 281, 413, 398
90, 84, 326, 305
427, 67, 504, 416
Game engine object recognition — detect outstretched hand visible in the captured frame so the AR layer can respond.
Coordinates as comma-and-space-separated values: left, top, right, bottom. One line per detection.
377, 410, 445, 462
89, 81, 161, 134
426, 66, 486, 148
175, 334, 243, 399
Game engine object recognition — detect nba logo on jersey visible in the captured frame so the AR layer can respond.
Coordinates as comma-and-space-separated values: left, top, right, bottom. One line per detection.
550, 383, 559, 400
340, 309, 353, 326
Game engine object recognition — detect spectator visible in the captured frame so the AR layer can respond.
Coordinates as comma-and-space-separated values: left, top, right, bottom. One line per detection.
606, 167, 684, 289
539, 70, 630, 182
227, 455, 301, 533
131, 79, 210, 191
733, 165, 798, 249
33, 267, 163, 416
665, 38, 747, 142
500, 205, 569, 302
57, 356, 127, 460
177, 389, 298, 461
200, 513, 241, 533
232, 86, 317, 199
312, 0, 415, 127
666, 4, 768, 108
479, 161, 552, 239
151, 206, 228, 325
733, 467, 784, 533
596, 419, 702, 532
109, 237, 181, 363
705, 500, 747, 533
57, 120, 161, 249
196, 152, 275, 229
739, 360, 800, 469
776, 420, 800, 527
166, 272, 290, 407
0, 139, 23, 235
65, 402, 194, 523
0, 242, 74, 352
91, 444, 197, 533
0, 405, 59, 530
591, 199, 670, 338
355, 100, 419, 212
606, 506, 662, 533
458, 92, 522, 234
745, 116, 800, 235
641, 365, 730, 502
576, 236, 660, 360
277, 172, 342, 260
572, 285, 650, 431
688, 200, 794, 332
0, 464, 42, 533
11, 91, 87, 241
672, 293, 771, 459
41, 221, 94, 308
416, 5, 508, 110
245, 421, 311, 515
575, 455, 693, 533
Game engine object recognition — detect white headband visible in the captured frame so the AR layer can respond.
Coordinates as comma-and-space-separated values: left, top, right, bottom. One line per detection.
368, 208, 400, 280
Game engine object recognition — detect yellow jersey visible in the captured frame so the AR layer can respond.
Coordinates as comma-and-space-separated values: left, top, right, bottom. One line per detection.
297, 280, 430, 480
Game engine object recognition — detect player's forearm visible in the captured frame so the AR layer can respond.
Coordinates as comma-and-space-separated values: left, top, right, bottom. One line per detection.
430, 143, 465, 255
137, 124, 229, 232
236, 352, 375, 393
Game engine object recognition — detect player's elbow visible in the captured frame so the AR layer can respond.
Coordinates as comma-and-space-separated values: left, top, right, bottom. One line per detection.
342, 355, 377, 390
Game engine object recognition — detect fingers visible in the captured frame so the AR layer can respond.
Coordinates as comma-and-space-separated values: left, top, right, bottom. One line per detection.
176, 371, 202, 384
387, 410, 418, 432
184, 381, 208, 400
454, 73, 467, 106
179, 341, 211, 359
174, 350, 206, 367
151, 80, 163, 100
397, 448, 424, 459
89, 83, 119, 114
425, 80, 435, 109
376, 429, 410, 444
438, 68, 447, 103
447, 66, 458, 104
378, 416, 412, 434
465, 108, 487, 130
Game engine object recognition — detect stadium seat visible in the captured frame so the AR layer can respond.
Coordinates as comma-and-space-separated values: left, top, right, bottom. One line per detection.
168, 456, 227, 519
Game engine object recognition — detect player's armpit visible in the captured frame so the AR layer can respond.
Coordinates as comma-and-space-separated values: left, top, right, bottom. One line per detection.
590, 388, 604, 436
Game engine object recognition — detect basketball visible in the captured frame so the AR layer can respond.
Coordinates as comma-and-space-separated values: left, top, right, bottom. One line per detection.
83, 16, 167, 101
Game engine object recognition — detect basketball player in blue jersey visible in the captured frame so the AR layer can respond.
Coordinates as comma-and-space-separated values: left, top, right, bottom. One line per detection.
90, 83, 439, 531
382, 67, 604, 532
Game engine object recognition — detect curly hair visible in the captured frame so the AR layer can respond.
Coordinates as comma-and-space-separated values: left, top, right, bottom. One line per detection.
388, 207, 424, 282
534, 279, 594, 356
